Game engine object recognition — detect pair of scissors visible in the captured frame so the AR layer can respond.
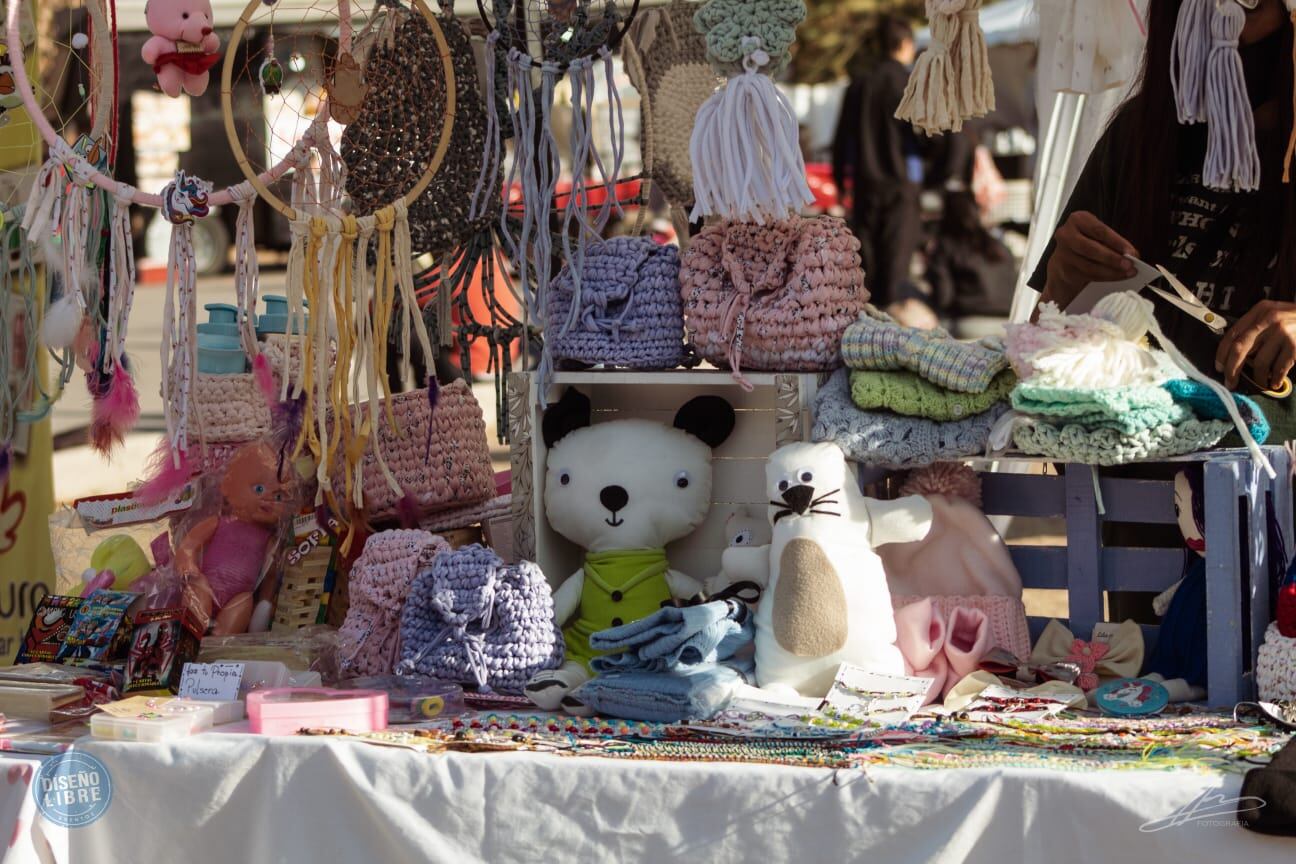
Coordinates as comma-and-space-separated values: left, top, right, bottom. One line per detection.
1146, 263, 1293, 398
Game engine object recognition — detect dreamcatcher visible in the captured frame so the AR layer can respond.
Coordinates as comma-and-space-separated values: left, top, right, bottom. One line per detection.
0, 0, 126, 475
221, 0, 457, 545
476, 0, 639, 405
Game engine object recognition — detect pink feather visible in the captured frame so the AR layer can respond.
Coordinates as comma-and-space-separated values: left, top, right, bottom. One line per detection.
252, 353, 276, 410
90, 363, 141, 456
135, 439, 196, 505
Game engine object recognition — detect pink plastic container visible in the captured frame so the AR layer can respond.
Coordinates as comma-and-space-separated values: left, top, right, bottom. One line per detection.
246, 687, 389, 735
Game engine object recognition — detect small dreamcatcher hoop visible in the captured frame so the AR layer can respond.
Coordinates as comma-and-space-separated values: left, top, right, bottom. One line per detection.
220, 0, 456, 221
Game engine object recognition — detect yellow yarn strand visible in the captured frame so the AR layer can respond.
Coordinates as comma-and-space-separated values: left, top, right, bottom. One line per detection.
293, 218, 327, 461
373, 206, 398, 432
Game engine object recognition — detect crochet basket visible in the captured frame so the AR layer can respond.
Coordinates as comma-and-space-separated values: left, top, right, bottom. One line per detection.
892, 595, 1032, 662
338, 529, 450, 677
545, 237, 686, 370
1257, 621, 1296, 702
398, 544, 564, 694
680, 215, 867, 381
339, 379, 496, 522
187, 373, 272, 444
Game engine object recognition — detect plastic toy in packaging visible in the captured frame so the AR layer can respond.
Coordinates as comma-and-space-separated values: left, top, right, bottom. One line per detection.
55, 590, 144, 665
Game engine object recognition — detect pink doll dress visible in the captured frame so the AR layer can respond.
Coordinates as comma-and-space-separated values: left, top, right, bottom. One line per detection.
200, 518, 272, 608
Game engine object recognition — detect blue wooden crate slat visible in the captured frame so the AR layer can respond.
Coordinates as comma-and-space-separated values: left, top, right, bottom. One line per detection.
1102, 548, 1187, 592
1094, 478, 1178, 524
1203, 459, 1245, 706
980, 473, 1065, 517
1008, 547, 1067, 589
1064, 466, 1105, 640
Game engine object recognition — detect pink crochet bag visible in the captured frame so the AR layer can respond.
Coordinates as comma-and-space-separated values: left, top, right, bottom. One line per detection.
679, 215, 867, 386
338, 529, 450, 677
892, 594, 1032, 661
338, 379, 496, 522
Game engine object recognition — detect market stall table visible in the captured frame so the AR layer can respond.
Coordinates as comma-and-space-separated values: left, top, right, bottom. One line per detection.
0, 732, 1291, 863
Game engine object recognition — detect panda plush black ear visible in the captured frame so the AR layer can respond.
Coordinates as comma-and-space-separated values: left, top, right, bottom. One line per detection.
673, 396, 736, 449
543, 388, 592, 449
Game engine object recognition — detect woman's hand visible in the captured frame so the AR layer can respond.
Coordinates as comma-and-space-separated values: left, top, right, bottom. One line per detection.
1216, 300, 1296, 391
1042, 211, 1139, 308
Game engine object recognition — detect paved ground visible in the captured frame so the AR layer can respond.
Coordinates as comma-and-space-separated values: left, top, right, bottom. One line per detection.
50, 270, 509, 503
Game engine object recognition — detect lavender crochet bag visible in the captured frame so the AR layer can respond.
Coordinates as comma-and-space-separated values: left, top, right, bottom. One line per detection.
398, 544, 564, 694
545, 236, 687, 370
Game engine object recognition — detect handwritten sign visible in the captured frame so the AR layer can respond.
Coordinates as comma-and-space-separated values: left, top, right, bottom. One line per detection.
178, 663, 245, 701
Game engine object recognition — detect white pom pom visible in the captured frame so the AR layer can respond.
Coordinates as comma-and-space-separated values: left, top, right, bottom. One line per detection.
42, 294, 84, 350
71, 32, 89, 50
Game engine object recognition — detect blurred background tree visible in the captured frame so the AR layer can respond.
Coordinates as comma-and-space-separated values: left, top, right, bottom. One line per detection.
792, 0, 927, 84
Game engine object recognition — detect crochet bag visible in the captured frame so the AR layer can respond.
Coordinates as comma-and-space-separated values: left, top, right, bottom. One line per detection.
1257, 621, 1296, 702
186, 335, 312, 444
338, 379, 496, 522
545, 237, 686, 370
338, 529, 450, 677
679, 215, 867, 385
398, 544, 564, 694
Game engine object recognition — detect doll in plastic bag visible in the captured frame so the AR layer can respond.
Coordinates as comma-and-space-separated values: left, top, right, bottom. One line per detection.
174, 441, 295, 635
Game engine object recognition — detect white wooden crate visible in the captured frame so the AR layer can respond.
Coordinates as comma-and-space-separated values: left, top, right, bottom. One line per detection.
508, 370, 820, 588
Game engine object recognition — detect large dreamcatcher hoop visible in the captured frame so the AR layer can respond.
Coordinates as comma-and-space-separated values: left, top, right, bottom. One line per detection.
218, 0, 462, 549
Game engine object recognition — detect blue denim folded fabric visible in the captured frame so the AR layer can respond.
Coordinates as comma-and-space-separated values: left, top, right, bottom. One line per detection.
572, 665, 740, 722
589, 600, 753, 674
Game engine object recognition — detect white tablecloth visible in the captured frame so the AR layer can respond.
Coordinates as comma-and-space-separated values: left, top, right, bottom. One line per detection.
0, 735, 1291, 863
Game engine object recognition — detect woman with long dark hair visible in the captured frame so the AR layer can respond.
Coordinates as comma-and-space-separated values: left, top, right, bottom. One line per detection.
1030, 0, 1296, 433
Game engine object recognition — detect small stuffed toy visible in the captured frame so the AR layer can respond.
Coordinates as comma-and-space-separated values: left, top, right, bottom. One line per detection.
524, 388, 736, 713
738, 441, 934, 698
706, 505, 772, 601
141, 0, 220, 98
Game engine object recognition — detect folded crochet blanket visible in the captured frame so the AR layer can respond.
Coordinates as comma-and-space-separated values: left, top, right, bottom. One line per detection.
1010, 382, 1191, 435
1163, 378, 1270, 443
840, 307, 1009, 393
815, 369, 1007, 467
573, 665, 741, 723
851, 368, 1015, 421
1012, 417, 1232, 466
590, 600, 752, 675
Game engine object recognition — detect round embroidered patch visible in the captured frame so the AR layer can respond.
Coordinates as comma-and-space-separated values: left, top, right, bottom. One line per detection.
1094, 677, 1170, 717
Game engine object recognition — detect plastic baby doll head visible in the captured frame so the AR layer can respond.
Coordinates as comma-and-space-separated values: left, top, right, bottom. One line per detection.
219, 441, 294, 526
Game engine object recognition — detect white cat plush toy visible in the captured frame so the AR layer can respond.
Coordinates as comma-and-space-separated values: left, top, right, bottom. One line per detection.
729, 441, 934, 698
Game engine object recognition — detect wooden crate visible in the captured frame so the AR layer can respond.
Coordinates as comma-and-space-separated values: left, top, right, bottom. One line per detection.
971, 448, 1294, 706
508, 370, 819, 590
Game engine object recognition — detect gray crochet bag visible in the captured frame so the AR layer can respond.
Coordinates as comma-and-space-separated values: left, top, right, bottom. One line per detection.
398, 544, 564, 694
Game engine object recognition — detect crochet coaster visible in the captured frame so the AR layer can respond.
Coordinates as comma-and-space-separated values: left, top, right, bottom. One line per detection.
814, 369, 1007, 468
1164, 378, 1271, 444
1258, 622, 1296, 702
840, 307, 1009, 394
1012, 417, 1232, 466
1011, 382, 1191, 436
850, 368, 1015, 421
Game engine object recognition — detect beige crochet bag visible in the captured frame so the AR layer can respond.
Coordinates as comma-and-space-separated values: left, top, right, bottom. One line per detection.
337, 379, 496, 522
679, 215, 868, 386
186, 336, 312, 444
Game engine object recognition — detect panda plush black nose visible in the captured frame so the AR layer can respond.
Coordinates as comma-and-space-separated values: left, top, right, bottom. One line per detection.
600, 485, 629, 512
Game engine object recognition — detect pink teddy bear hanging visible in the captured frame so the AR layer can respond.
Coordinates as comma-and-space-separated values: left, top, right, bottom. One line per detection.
141, 0, 221, 98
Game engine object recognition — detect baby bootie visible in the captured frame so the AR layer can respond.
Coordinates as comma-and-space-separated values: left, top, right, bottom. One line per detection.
943, 606, 991, 696
894, 598, 949, 705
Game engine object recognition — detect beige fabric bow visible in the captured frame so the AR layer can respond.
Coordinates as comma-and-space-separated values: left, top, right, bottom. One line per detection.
1030, 619, 1144, 691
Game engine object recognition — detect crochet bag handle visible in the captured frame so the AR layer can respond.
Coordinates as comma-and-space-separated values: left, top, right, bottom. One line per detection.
716, 219, 802, 387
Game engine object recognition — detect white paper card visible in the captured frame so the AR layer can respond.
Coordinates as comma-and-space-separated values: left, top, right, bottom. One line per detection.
821, 665, 933, 725
178, 663, 245, 701
1066, 256, 1162, 315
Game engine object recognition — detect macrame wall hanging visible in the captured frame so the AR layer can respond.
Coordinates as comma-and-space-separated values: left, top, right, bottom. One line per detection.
480, 0, 636, 405
688, 0, 813, 224
895, 0, 995, 136
621, 0, 718, 246
221, 0, 456, 547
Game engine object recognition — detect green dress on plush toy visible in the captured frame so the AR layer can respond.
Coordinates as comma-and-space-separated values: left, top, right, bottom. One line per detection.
564, 548, 674, 672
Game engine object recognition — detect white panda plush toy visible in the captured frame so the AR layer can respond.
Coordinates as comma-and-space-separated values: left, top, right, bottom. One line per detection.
728, 441, 934, 698
524, 388, 736, 713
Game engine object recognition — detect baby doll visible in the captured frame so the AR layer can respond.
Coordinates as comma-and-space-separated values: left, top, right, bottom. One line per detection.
141, 0, 221, 98
175, 441, 293, 635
